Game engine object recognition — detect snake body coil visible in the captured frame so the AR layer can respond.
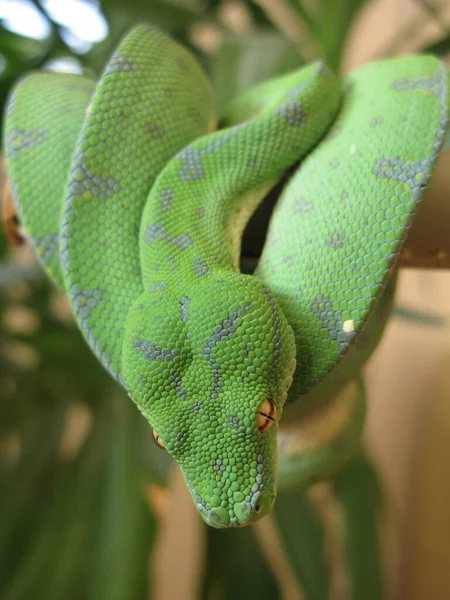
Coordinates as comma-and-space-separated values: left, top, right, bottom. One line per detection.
4, 25, 448, 528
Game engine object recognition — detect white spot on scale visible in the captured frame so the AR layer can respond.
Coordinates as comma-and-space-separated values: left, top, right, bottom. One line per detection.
343, 320, 355, 333
349, 144, 356, 154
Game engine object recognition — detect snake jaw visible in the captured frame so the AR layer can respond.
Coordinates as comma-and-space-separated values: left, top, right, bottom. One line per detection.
152, 429, 166, 450
194, 488, 275, 528
2, 178, 25, 246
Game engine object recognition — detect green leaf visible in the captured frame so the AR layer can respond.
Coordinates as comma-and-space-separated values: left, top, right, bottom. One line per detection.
420, 34, 450, 56
333, 450, 384, 600
85, 395, 156, 600
0, 407, 67, 588
284, 0, 320, 36
393, 305, 445, 327
201, 524, 280, 600
0, 26, 51, 77
1, 405, 109, 600
317, 0, 370, 72
273, 488, 331, 600
213, 31, 304, 116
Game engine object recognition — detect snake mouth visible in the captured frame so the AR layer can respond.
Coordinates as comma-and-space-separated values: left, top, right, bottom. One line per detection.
2, 178, 25, 246
195, 489, 274, 529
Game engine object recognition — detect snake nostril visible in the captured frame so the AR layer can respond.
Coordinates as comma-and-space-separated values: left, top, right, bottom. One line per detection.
254, 501, 262, 513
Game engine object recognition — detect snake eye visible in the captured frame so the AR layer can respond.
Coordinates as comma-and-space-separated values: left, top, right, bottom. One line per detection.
152, 429, 166, 450
256, 400, 276, 432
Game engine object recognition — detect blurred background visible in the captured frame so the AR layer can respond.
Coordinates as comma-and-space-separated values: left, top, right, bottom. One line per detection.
1, 1, 450, 599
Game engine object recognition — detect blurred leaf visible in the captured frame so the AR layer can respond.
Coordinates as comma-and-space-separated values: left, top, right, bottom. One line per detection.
1, 403, 108, 600
213, 31, 304, 116
169, 0, 208, 10
274, 488, 331, 600
317, 0, 369, 72
137, 411, 174, 486
83, 0, 211, 75
0, 26, 52, 76
284, 0, 319, 36
99, 0, 200, 37
420, 34, 450, 55
393, 304, 445, 327
415, 0, 447, 26
201, 524, 280, 600
0, 406, 67, 587
85, 395, 156, 600
333, 450, 384, 600
0, 260, 42, 288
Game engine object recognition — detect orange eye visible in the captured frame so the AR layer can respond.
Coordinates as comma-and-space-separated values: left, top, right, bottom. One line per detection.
152, 429, 166, 450
256, 400, 276, 432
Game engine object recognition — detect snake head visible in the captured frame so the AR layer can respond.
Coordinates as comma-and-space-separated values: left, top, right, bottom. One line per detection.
123, 274, 296, 527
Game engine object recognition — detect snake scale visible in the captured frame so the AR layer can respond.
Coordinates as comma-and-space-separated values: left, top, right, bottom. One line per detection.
3, 25, 448, 528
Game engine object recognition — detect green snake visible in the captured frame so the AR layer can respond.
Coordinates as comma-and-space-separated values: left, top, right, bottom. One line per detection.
3, 25, 448, 528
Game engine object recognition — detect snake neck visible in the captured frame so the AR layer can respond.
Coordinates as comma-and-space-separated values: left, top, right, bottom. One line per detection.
140, 174, 275, 290
138, 60, 341, 292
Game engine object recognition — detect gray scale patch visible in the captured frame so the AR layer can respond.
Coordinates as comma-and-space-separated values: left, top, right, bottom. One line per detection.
204, 302, 254, 400
134, 339, 177, 361
160, 187, 174, 211
170, 370, 187, 400
227, 414, 240, 428
145, 222, 193, 249
146, 223, 165, 243
145, 121, 165, 140
326, 230, 346, 249
176, 125, 245, 182
205, 303, 253, 349
263, 287, 282, 379
59, 209, 71, 273
7, 127, 47, 155
370, 116, 384, 127
293, 198, 314, 214
193, 258, 210, 277
211, 457, 226, 475
66, 282, 118, 383
311, 294, 356, 354
71, 285, 103, 320
177, 147, 205, 181
372, 156, 432, 198
192, 401, 202, 415
286, 81, 309, 97
247, 444, 266, 506
107, 54, 136, 73
247, 156, 258, 169
148, 281, 168, 292
171, 232, 193, 249
168, 255, 178, 273
30, 233, 58, 263
391, 73, 441, 94
315, 61, 333, 79
70, 162, 121, 200
277, 100, 307, 127
180, 295, 191, 322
